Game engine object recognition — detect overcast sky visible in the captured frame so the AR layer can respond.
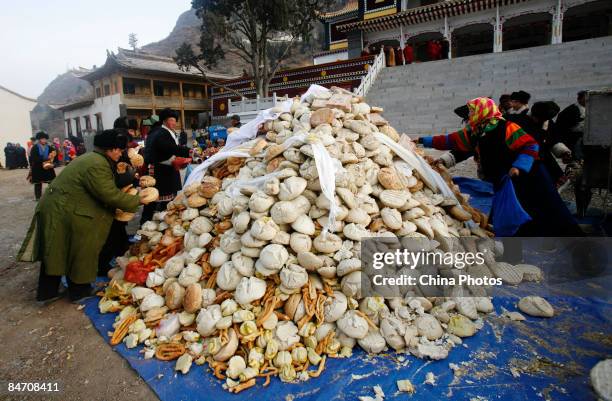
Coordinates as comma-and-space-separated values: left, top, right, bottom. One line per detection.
0, 0, 191, 99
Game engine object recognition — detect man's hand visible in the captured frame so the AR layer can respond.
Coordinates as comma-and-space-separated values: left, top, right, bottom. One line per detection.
509, 167, 520, 177
172, 157, 192, 171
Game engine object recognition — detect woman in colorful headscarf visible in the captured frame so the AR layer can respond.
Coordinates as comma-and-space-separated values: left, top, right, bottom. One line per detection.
419, 97, 580, 237
63, 139, 75, 163
52, 137, 63, 166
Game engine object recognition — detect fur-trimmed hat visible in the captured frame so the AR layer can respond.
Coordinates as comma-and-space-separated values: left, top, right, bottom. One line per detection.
159, 108, 179, 122
113, 116, 129, 129
35, 131, 49, 140
510, 90, 531, 104
531, 101, 560, 122
93, 129, 128, 150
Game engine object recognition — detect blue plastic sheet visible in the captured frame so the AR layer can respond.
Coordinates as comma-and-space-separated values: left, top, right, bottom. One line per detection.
81, 177, 611, 400
82, 289, 611, 401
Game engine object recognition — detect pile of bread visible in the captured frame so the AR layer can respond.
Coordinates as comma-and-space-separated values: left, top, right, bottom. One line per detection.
98, 86, 542, 392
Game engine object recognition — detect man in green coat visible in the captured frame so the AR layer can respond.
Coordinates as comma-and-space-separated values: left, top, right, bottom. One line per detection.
19, 129, 143, 304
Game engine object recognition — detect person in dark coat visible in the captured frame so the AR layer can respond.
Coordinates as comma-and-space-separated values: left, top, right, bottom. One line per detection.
507, 101, 566, 184
140, 116, 162, 224
145, 108, 190, 216
556, 91, 586, 159
179, 130, 188, 146
19, 129, 142, 304
556, 90, 590, 216
419, 97, 581, 237
15, 143, 28, 168
97, 118, 141, 276
508, 90, 531, 115
395, 46, 404, 65
28, 132, 56, 200
499, 94, 512, 115
230, 115, 242, 129
4, 143, 15, 169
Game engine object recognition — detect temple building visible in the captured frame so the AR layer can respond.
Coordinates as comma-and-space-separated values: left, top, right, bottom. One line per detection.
212, 0, 610, 121
59, 48, 237, 138
209, 56, 374, 120
317, 0, 611, 62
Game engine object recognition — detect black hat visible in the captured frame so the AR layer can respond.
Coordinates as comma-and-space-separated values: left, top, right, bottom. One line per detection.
159, 108, 179, 122
454, 105, 469, 120
35, 131, 49, 140
230, 114, 240, 121
531, 101, 560, 122
510, 90, 531, 104
499, 94, 511, 103
113, 116, 129, 129
94, 129, 128, 150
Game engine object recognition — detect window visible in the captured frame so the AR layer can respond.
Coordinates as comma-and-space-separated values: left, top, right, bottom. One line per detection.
66, 119, 72, 136
96, 87, 101, 98
84, 115, 92, 131
123, 82, 136, 95
104, 84, 110, 96
153, 81, 165, 96
74, 118, 82, 135
95, 113, 103, 131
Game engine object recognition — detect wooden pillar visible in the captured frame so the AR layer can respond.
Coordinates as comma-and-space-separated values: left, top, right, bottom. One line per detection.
444, 16, 452, 59
493, 5, 504, 53
118, 75, 123, 95
150, 79, 156, 114
551, 0, 564, 44
179, 80, 185, 130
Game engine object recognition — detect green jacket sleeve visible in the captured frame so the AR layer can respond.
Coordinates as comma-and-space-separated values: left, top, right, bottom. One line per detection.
83, 159, 140, 212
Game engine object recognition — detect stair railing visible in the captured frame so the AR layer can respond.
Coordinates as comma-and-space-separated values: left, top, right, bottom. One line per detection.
355, 47, 386, 97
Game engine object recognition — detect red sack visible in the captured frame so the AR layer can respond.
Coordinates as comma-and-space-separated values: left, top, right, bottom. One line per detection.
124, 261, 150, 285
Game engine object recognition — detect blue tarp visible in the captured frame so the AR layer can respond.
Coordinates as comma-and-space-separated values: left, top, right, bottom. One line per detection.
82, 177, 611, 401
82, 292, 611, 401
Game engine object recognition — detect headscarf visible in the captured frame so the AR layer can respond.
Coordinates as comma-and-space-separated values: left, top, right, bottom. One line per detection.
467, 97, 503, 131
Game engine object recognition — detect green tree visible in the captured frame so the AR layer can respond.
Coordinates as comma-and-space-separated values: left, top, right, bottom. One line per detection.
128, 33, 138, 51
174, 0, 333, 97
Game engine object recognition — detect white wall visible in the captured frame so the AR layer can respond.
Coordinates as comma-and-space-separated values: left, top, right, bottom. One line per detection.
63, 93, 122, 137
314, 51, 349, 65
367, 36, 612, 136
0, 87, 36, 167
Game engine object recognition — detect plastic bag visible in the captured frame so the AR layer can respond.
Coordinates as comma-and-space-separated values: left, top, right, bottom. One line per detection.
124, 261, 152, 285
307, 135, 340, 235
491, 175, 531, 237
156, 313, 180, 338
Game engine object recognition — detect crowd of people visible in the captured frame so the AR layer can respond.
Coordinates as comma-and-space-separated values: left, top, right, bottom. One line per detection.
418, 89, 591, 238
362, 40, 447, 66
3, 143, 28, 169
15, 106, 241, 304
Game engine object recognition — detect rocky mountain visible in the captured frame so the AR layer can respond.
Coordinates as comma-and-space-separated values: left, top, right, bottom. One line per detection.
37, 69, 93, 106
142, 9, 324, 75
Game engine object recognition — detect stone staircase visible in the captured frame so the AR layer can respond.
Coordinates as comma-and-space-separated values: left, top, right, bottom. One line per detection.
366, 36, 612, 137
